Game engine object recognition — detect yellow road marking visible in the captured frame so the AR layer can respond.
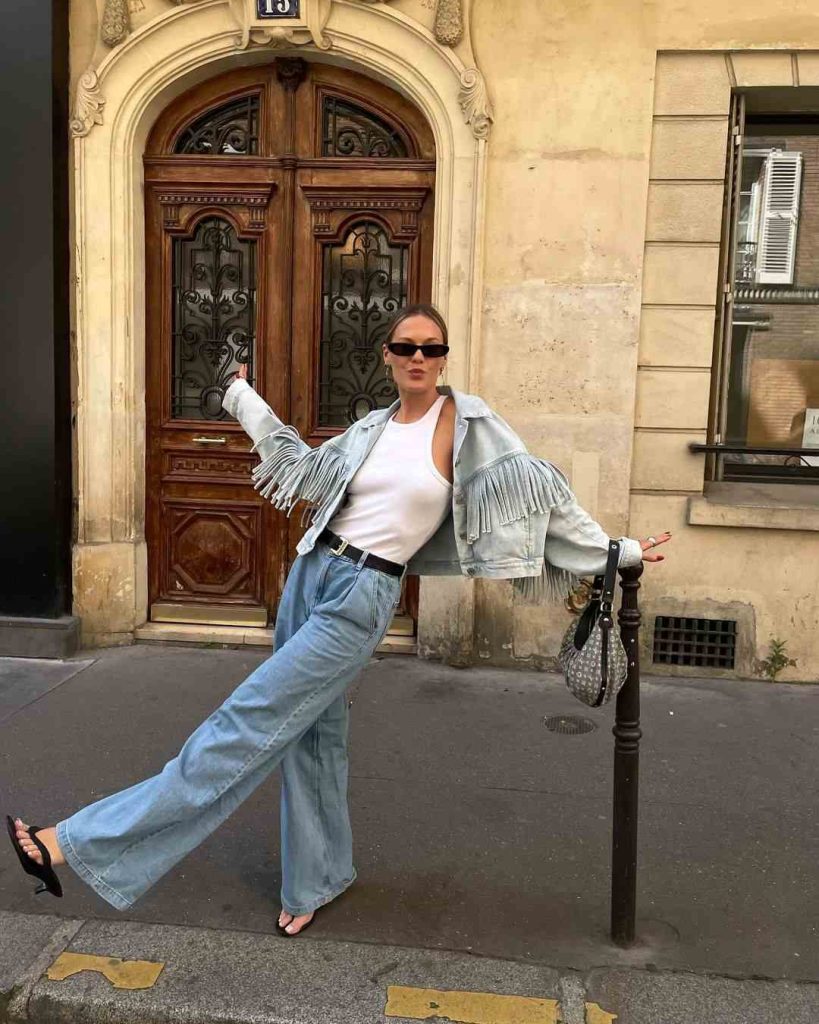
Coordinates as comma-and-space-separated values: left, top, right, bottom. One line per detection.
586, 1003, 617, 1024
46, 952, 164, 990
385, 986, 561, 1023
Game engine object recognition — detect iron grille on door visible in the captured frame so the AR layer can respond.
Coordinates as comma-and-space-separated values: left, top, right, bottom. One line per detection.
174, 95, 261, 155
321, 96, 409, 157
318, 220, 404, 427
171, 217, 256, 421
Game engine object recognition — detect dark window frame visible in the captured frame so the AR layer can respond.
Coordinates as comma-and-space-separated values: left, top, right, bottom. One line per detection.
701, 89, 819, 484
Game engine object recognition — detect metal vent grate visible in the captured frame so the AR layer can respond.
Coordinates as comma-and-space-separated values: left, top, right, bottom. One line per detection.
653, 616, 737, 669
543, 715, 597, 736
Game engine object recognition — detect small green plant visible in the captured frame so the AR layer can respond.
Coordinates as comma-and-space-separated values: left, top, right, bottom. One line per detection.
758, 637, 797, 681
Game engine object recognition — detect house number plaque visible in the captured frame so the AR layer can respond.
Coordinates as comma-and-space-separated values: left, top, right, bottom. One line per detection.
232, 0, 330, 50
256, 0, 300, 16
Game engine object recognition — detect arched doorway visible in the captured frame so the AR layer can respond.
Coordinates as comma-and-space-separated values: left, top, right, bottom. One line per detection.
143, 59, 436, 631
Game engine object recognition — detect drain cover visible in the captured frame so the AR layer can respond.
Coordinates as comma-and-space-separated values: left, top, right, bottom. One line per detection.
543, 714, 597, 735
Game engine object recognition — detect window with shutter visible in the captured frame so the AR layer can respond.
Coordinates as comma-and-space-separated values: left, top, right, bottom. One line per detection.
706, 101, 819, 486
756, 150, 803, 285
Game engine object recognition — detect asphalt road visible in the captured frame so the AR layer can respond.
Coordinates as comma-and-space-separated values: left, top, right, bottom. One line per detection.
1, 645, 817, 983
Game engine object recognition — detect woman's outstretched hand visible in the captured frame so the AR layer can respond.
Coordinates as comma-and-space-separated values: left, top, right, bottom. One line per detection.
639, 531, 671, 563
233, 363, 248, 384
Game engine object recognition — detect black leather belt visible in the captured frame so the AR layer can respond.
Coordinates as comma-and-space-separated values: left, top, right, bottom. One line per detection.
318, 528, 404, 578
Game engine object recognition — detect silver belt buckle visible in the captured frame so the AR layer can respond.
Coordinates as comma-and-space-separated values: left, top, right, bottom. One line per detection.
330, 536, 349, 557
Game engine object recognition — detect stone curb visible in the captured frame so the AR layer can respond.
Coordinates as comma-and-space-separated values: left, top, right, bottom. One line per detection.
2, 911, 819, 1024
0, 913, 83, 1023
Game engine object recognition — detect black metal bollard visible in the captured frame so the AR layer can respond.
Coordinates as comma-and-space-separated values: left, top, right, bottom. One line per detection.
610, 562, 644, 946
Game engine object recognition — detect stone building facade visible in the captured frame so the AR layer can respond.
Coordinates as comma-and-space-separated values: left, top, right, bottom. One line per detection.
51, 0, 819, 679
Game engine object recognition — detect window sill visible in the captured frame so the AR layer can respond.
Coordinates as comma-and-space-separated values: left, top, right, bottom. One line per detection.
688, 483, 819, 531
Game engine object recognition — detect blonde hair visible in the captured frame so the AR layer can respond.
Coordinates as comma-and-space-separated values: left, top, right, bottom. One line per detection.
384, 303, 449, 347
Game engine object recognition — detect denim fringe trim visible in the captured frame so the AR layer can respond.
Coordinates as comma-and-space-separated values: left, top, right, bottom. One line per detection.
512, 563, 580, 605
252, 427, 347, 525
463, 452, 574, 543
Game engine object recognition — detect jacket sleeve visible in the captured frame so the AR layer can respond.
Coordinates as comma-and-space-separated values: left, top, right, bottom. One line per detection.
222, 378, 302, 458
221, 378, 348, 517
544, 497, 644, 576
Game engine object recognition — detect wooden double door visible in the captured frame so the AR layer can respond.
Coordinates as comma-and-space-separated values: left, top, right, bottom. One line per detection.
144, 60, 435, 627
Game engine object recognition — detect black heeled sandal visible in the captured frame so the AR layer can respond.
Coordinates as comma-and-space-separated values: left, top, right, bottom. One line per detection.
6, 815, 63, 897
275, 908, 317, 938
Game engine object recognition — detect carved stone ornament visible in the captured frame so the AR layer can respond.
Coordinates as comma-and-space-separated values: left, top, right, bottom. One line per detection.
104, 0, 458, 54
87, 0, 487, 136
101, 0, 130, 47
458, 67, 492, 140
433, 0, 463, 47
71, 70, 106, 138
227, 0, 333, 50
103, 0, 205, 47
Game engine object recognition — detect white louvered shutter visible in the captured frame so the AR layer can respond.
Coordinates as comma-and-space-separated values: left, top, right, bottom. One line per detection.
756, 150, 803, 285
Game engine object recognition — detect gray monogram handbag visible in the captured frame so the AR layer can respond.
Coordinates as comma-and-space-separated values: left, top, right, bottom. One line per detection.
558, 540, 628, 707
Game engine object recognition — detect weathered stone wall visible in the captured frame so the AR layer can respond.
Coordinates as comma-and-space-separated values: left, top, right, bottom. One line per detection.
461, 11, 819, 680
631, 50, 819, 682
68, 0, 819, 677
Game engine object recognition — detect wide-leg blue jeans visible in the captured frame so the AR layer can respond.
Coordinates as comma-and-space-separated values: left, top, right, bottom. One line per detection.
56, 539, 404, 914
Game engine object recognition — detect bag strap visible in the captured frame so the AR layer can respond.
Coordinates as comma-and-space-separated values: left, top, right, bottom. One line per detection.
595, 540, 621, 707
600, 539, 619, 611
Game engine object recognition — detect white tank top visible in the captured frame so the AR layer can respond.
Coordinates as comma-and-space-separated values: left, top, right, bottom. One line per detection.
327, 394, 453, 564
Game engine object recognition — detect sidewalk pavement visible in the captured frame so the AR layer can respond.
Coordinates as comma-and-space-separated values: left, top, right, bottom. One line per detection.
0, 645, 817, 1023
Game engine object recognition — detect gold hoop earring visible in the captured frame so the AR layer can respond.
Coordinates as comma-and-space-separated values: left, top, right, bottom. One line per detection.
385, 363, 393, 381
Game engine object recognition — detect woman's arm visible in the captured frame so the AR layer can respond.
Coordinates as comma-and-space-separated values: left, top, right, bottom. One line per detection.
544, 497, 669, 576
221, 372, 347, 517
222, 375, 310, 462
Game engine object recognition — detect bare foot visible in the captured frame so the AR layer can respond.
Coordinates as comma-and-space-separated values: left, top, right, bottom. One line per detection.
14, 820, 66, 867
277, 910, 315, 936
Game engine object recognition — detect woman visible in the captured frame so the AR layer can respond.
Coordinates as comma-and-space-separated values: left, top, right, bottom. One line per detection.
8, 304, 670, 937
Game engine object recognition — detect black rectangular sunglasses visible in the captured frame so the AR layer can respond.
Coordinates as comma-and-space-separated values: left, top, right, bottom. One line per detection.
386, 342, 450, 358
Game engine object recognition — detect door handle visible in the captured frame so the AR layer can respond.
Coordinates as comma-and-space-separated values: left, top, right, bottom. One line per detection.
192, 436, 227, 445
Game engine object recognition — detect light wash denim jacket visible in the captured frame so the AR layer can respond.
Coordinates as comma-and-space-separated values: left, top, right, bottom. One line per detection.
222, 379, 642, 602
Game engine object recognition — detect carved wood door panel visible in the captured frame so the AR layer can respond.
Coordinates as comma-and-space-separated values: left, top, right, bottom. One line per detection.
144, 61, 435, 628
144, 175, 283, 626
